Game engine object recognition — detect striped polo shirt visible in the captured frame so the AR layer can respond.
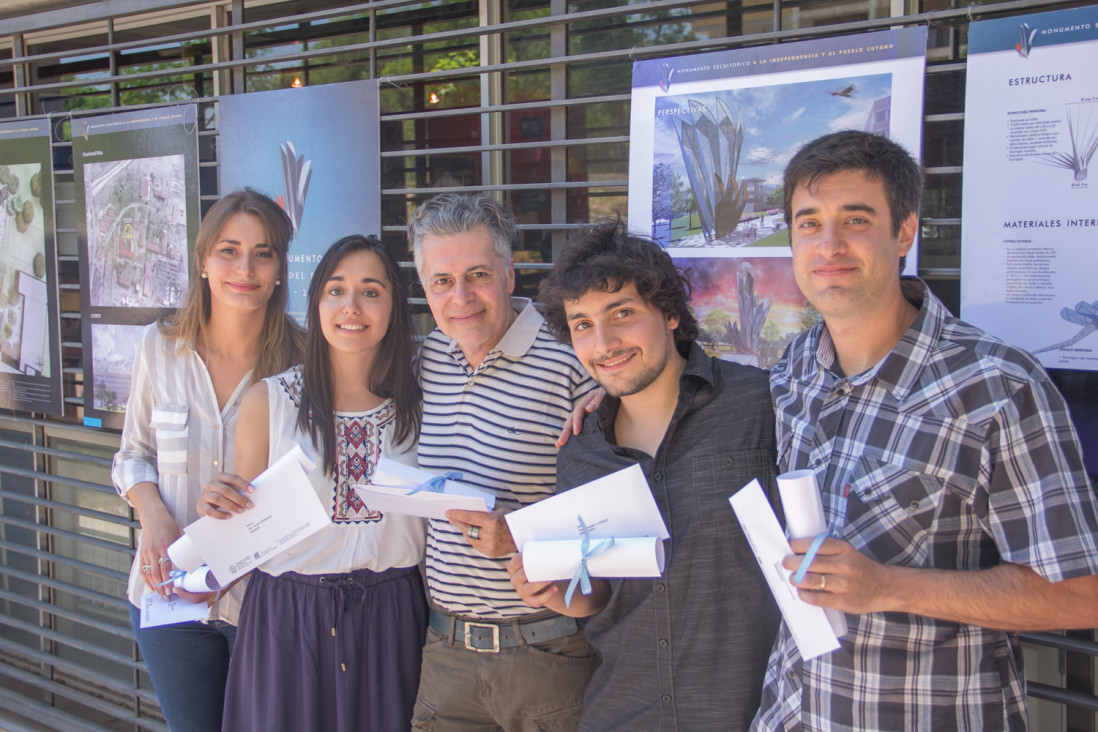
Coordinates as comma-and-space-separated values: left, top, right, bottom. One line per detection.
418, 297, 595, 619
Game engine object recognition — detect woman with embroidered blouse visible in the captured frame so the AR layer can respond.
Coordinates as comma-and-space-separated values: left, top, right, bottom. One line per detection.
111, 189, 304, 732
197, 234, 427, 731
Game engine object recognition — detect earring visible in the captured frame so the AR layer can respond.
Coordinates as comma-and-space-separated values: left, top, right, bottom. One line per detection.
200, 272, 208, 279
275, 279, 281, 286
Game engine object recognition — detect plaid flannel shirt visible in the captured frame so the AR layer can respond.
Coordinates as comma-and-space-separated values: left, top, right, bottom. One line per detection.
752, 278, 1098, 732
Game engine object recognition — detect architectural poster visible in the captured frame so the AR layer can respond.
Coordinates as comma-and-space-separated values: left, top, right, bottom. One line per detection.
73, 105, 200, 428
961, 5, 1098, 372
0, 118, 62, 415
219, 80, 381, 322
629, 28, 927, 367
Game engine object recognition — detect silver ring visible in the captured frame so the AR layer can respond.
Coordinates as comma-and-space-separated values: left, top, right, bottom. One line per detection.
468, 526, 481, 540
141, 564, 153, 572
158, 556, 171, 564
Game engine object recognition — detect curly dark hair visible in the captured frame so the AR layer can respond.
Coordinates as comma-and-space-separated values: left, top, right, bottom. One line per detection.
539, 219, 698, 352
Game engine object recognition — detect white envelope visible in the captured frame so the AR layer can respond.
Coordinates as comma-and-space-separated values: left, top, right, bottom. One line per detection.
139, 591, 209, 628
729, 479, 840, 661
354, 458, 496, 520
505, 463, 669, 550
182, 444, 328, 583
522, 536, 666, 582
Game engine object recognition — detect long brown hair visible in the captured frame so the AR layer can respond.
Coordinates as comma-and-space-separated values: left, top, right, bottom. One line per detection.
160, 188, 304, 380
297, 235, 421, 476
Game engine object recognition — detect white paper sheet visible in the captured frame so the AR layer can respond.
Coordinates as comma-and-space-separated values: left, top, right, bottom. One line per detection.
354, 458, 496, 520
730, 479, 840, 661
505, 464, 669, 550
139, 591, 209, 628
522, 537, 666, 582
776, 469, 847, 638
182, 445, 328, 583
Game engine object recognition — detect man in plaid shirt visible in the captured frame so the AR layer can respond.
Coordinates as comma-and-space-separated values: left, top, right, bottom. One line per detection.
752, 130, 1098, 731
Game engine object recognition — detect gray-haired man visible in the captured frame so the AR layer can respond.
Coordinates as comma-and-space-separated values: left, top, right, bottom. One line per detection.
409, 193, 598, 731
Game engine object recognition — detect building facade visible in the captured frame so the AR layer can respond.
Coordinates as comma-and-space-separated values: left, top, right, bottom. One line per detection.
0, 1, 1095, 729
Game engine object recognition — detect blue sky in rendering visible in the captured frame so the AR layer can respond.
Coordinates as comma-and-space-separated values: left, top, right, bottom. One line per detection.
653, 73, 893, 187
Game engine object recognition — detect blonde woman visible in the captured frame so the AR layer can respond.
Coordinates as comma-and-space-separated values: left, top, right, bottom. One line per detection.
112, 189, 304, 732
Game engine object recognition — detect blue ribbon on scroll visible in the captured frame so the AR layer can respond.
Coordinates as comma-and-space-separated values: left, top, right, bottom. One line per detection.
153, 569, 188, 588
564, 514, 615, 608
792, 531, 837, 585
404, 471, 463, 496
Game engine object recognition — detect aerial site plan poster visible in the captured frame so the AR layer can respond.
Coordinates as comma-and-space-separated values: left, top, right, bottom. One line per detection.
0, 118, 62, 415
629, 28, 926, 367
73, 105, 200, 428
961, 5, 1098, 373
219, 79, 380, 322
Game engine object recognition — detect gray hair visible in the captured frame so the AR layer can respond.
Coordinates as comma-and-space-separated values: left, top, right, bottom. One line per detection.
408, 193, 517, 277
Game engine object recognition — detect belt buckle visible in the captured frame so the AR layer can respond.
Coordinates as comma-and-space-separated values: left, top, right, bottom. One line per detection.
464, 622, 500, 653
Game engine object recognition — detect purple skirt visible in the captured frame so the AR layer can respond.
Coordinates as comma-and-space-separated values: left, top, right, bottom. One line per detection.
222, 565, 427, 732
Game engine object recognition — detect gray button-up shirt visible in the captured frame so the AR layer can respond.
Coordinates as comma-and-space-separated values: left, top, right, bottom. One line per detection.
558, 341, 781, 731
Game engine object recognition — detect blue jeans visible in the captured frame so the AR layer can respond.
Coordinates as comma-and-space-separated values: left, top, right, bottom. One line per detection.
128, 603, 236, 732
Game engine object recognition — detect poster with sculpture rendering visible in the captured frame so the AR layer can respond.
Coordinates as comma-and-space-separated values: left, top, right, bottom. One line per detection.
219, 80, 380, 323
961, 6, 1098, 372
73, 105, 200, 428
0, 119, 62, 415
629, 28, 926, 367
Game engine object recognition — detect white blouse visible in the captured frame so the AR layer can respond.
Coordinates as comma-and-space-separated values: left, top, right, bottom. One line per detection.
111, 323, 249, 624
257, 366, 425, 577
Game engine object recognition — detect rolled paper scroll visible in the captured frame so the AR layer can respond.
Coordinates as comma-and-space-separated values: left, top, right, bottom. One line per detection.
522, 536, 666, 584
167, 533, 205, 573
776, 469, 848, 638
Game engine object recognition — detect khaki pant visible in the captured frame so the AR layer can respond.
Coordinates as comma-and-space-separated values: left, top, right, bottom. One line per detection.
411, 625, 598, 731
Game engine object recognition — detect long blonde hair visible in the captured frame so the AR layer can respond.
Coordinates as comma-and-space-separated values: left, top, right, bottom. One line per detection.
160, 188, 304, 380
